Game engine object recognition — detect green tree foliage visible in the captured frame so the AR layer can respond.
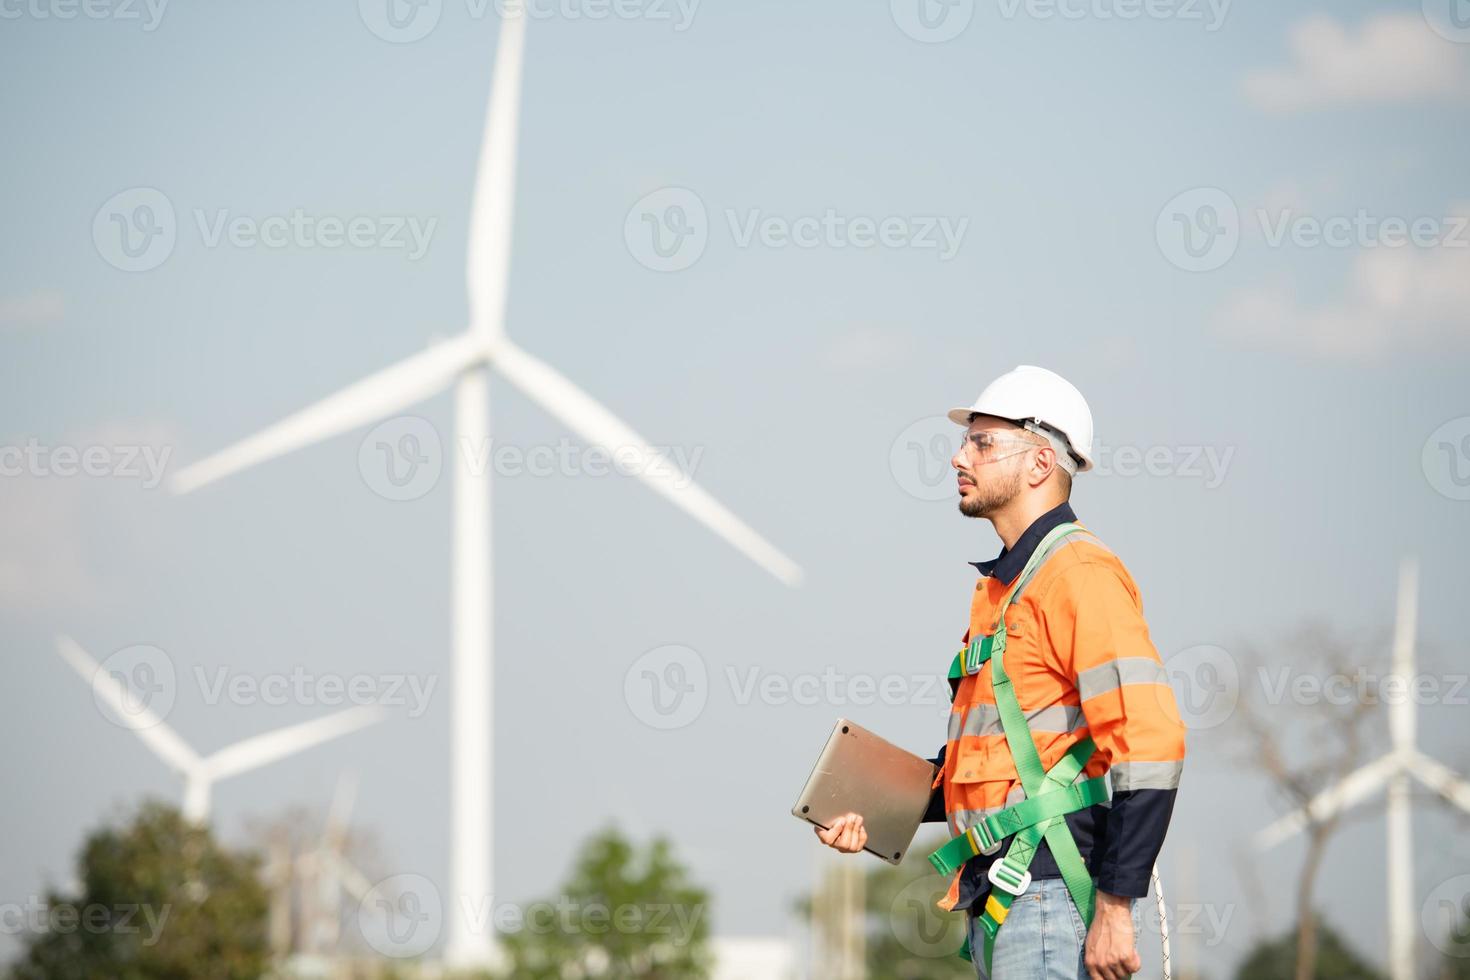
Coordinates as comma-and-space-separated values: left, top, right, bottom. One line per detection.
491, 826, 712, 980
1233, 918, 1384, 980
8, 800, 270, 980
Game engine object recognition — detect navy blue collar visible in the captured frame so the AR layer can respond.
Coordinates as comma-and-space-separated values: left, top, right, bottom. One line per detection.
969, 501, 1078, 585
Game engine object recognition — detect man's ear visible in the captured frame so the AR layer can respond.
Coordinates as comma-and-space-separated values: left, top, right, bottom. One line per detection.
1029, 445, 1058, 489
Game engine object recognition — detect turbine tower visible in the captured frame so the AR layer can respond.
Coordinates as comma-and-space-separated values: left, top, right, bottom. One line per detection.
56, 635, 385, 823
168, 11, 802, 967
1254, 558, 1470, 980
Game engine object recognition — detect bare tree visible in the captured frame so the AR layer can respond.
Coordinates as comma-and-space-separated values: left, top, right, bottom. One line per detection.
1233, 623, 1383, 980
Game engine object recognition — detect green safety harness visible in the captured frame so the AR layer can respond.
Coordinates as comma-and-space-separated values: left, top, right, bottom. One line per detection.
927, 522, 1108, 970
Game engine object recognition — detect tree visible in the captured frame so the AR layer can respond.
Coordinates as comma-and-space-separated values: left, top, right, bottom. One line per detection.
794, 831, 975, 980
1234, 626, 1383, 980
8, 800, 270, 980
1233, 918, 1383, 980
491, 826, 712, 980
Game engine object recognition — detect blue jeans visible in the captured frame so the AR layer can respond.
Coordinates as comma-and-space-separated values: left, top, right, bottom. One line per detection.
966, 878, 1141, 980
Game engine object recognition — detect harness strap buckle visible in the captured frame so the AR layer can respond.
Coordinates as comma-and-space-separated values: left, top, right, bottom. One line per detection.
969, 821, 1001, 856
987, 860, 1032, 897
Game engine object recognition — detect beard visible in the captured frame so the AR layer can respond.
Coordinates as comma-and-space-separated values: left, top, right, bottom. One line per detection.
957, 466, 1023, 519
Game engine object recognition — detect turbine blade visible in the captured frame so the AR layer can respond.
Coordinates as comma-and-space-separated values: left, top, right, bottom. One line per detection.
329, 854, 377, 904
171, 336, 484, 494
324, 770, 359, 848
204, 705, 386, 782
54, 635, 201, 774
465, 9, 526, 336
1254, 753, 1400, 849
1408, 752, 1470, 814
491, 340, 803, 586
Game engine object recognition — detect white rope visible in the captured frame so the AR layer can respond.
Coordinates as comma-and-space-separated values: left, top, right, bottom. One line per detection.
1151, 862, 1172, 980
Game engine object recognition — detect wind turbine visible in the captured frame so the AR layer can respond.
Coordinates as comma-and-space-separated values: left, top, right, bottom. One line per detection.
168, 10, 802, 968
56, 635, 386, 823
1254, 558, 1470, 980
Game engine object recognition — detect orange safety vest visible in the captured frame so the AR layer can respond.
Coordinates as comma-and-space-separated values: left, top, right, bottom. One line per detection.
935, 523, 1187, 912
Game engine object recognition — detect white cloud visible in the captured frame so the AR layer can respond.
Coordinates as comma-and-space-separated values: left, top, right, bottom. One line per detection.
1243, 13, 1470, 112
1215, 225, 1470, 359
0, 422, 179, 616
0, 289, 65, 328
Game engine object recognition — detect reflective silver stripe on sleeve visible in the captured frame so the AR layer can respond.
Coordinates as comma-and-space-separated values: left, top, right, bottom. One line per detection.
949, 806, 1004, 835
1109, 760, 1183, 791
1077, 657, 1169, 701
960, 703, 1089, 738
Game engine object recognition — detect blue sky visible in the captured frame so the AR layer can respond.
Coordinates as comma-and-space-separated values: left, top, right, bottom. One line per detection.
3, 0, 1469, 975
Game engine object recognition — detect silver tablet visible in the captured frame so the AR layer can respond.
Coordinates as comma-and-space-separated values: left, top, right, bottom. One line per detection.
791, 718, 939, 865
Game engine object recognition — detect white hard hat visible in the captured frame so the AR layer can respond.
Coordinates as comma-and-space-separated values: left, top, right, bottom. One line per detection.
947, 365, 1095, 473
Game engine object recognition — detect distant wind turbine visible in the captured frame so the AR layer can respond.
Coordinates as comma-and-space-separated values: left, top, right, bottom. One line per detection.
56, 635, 385, 823
167, 10, 802, 968
1254, 558, 1470, 980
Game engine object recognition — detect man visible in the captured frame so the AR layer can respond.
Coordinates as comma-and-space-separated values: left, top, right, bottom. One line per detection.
817, 365, 1186, 980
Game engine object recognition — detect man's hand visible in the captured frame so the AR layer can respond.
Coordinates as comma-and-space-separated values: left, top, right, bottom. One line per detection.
813, 813, 867, 853
1084, 890, 1141, 980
